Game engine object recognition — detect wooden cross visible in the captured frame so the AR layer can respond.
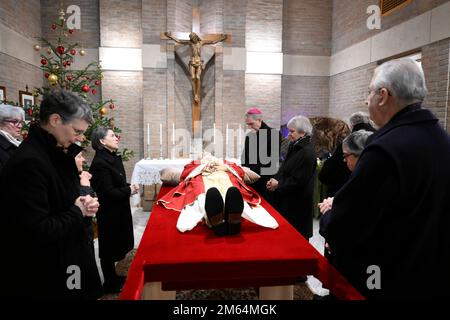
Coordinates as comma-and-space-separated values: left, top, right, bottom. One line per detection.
161, 6, 231, 137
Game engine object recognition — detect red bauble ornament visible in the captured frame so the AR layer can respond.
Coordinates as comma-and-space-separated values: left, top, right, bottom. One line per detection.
70, 49, 76, 55
63, 61, 68, 67
51, 24, 57, 30
82, 85, 90, 92
44, 72, 50, 78
91, 89, 97, 95
57, 45, 65, 54
68, 29, 74, 34
67, 75, 73, 81
109, 103, 115, 110
41, 58, 48, 65
95, 80, 101, 86
27, 108, 33, 116
65, 60, 71, 66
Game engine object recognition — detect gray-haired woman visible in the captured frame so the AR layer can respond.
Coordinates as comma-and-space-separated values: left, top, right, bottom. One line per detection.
266, 115, 317, 239
0, 103, 25, 173
89, 126, 139, 294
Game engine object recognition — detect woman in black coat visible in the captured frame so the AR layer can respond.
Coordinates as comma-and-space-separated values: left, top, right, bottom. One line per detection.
0, 90, 102, 300
267, 115, 316, 239
89, 127, 139, 293
0, 103, 25, 174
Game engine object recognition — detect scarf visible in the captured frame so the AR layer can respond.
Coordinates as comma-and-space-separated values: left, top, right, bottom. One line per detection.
0, 129, 21, 147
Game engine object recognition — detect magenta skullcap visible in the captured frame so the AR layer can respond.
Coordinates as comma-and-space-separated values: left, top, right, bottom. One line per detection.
246, 107, 262, 115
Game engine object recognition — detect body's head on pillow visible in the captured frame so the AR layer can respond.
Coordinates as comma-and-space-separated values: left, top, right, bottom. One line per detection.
160, 168, 183, 185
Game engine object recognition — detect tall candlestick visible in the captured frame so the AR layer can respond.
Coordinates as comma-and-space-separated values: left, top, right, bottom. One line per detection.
226, 123, 229, 145
238, 124, 242, 157
147, 123, 150, 158
226, 123, 229, 158
172, 123, 175, 144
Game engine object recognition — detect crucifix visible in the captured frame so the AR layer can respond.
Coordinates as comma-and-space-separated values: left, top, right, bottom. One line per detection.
161, 7, 231, 138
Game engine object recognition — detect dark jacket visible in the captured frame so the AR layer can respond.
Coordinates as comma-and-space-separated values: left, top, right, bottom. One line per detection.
0, 133, 19, 174
319, 122, 376, 197
242, 121, 281, 203
320, 104, 450, 299
273, 135, 316, 238
90, 148, 134, 261
0, 124, 102, 300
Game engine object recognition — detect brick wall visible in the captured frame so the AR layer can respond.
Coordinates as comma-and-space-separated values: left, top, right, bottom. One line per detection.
246, 0, 283, 52
0, 0, 41, 39
283, 0, 332, 56
245, 74, 281, 129
143, 0, 167, 44
101, 71, 143, 177
41, 0, 100, 48
99, 0, 142, 48
0, 0, 42, 105
223, 0, 246, 48
329, 63, 377, 121
281, 76, 330, 124
422, 38, 450, 129
0, 54, 43, 105
332, 0, 448, 54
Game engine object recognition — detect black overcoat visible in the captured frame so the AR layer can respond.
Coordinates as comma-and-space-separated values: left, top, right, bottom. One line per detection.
0, 125, 102, 300
320, 104, 450, 299
89, 149, 134, 261
273, 135, 316, 238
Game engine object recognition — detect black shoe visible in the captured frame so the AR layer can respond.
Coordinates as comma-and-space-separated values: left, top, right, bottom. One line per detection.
224, 187, 244, 235
205, 187, 227, 236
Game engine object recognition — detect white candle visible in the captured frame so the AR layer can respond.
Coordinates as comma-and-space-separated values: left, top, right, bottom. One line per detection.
226, 123, 229, 145
159, 123, 162, 145
172, 123, 175, 144
238, 124, 242, 152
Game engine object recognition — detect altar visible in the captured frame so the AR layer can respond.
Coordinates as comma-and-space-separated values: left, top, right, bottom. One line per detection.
120, 185, 364, 300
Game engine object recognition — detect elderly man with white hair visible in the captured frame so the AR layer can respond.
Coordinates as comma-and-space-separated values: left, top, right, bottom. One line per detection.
320, 58, 450, 299
266, 115, 316, 240
0, 103, 25, 173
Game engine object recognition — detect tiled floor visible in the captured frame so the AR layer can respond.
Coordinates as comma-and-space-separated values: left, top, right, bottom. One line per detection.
94, 205, 329, 297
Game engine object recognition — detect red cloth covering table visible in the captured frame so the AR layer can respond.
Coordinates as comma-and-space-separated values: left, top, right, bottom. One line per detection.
120, 186, 364, 300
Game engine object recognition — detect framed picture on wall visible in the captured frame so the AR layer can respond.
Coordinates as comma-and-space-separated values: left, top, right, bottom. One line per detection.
0, 86, 5, 102
19, 90, 34, 108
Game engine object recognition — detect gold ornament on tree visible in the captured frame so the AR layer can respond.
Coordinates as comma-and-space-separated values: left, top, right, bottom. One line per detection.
33, 44, 41, 51
48, 74, 58, 86
99, 107, 108, 116
47, 48, 53, 55
79, 49, 86, 56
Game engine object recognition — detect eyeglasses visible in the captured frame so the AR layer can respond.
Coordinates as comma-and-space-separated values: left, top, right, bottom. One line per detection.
69, 123, 85, 136
342, 153, 354, 162
3, 119, 24, 127
59, 114, 85, 136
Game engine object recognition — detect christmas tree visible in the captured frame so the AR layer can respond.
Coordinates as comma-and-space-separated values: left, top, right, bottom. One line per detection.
25, 8, 133, 161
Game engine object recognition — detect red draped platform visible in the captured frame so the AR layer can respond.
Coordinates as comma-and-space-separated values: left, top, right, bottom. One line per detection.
120, 186, 364, 300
